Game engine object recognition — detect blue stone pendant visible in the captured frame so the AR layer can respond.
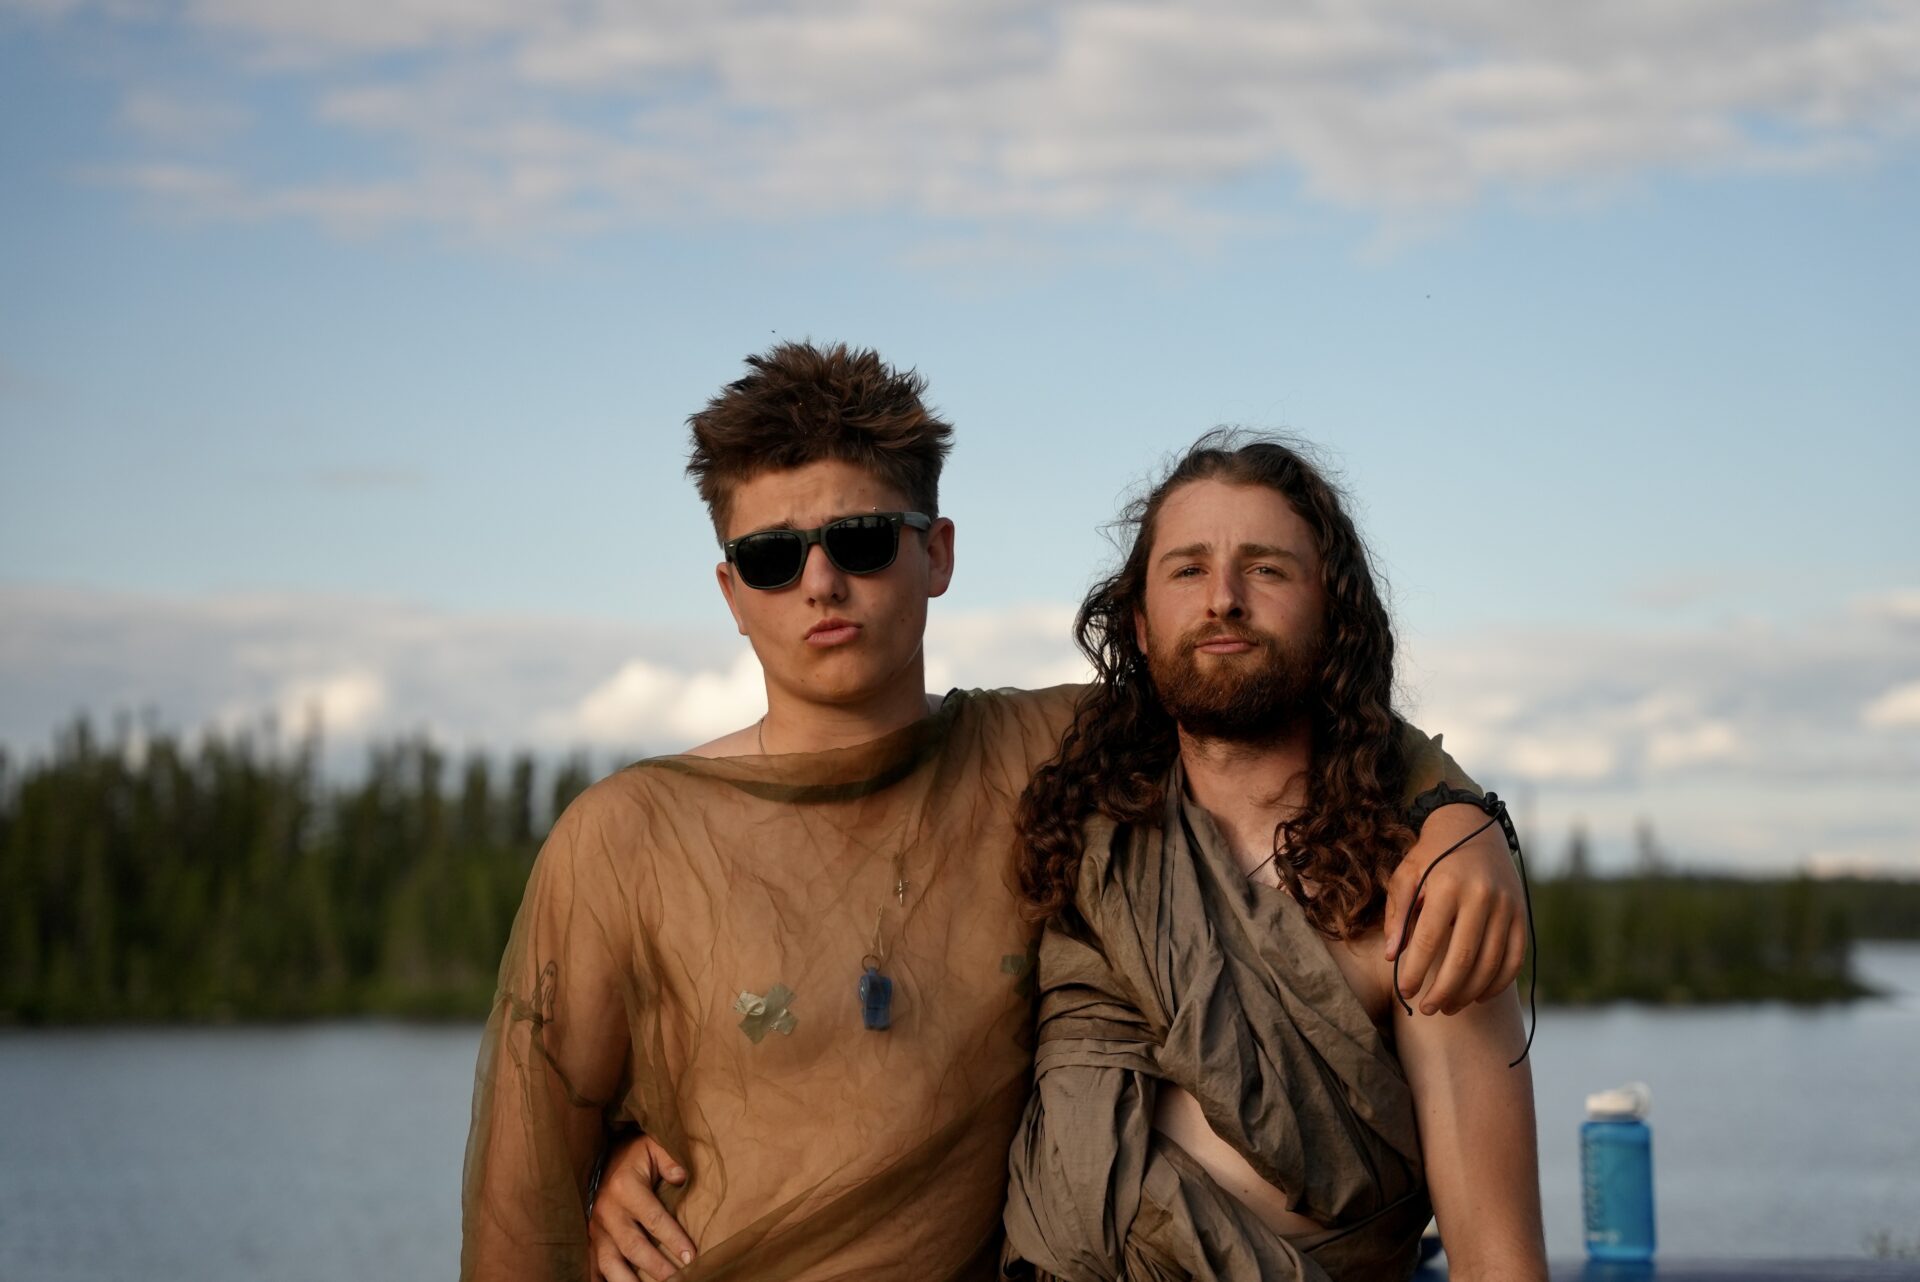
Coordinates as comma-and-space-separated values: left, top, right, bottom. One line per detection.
858, 966, 893, 1031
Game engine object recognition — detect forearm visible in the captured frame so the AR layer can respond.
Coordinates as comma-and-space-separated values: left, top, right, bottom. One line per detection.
464, 1136, 600, 1279
1397, 991, 1547, 1280
462, 1013, 609, 1280
1422, 1107, 1545, 1281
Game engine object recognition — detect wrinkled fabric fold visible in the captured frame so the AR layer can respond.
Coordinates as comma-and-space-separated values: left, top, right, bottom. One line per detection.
1003, 732, 1476, 1282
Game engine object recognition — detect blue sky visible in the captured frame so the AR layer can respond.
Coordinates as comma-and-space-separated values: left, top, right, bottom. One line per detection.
3, 0, 1917, 874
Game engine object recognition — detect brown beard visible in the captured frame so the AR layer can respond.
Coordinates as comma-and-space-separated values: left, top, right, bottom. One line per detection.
1144, 619, 1323, 744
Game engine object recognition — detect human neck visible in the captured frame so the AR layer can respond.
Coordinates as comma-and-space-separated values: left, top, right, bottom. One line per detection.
1175, 719, 1313, 870
758, 660, 936, 755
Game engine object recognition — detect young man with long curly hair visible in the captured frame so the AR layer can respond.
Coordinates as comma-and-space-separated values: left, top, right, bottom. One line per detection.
1002, 433, 1546, 1281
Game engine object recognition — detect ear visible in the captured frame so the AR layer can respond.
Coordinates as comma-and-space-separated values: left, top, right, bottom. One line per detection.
925, 517, 956, 599
1133, 605, 1148, 657
716, 561, 749, 636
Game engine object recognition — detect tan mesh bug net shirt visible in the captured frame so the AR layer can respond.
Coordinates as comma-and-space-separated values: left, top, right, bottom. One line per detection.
462, 686, 1083, 1282
462, 686, 1469, 1282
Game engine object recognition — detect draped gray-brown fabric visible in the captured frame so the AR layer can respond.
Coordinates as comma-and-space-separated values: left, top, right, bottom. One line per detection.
461, 685, 1082, 1282
1003, 739, 1478, 1282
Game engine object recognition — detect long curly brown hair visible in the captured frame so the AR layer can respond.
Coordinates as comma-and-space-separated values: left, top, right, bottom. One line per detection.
1018, 431, 1414, 940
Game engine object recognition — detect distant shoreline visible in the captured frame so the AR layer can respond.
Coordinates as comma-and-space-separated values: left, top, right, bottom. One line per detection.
6, 939, 1915, 1029
7, 721, 1919, 1026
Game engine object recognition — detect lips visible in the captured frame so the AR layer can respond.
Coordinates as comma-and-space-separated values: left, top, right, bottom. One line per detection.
806, 617, 862, 648
1190, 629, 1264, 654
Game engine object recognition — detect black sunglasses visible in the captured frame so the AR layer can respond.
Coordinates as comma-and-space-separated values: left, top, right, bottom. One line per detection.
725, 511, 932, 590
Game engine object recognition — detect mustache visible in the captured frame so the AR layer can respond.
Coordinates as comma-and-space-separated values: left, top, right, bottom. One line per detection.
1181, 622, 1273, 651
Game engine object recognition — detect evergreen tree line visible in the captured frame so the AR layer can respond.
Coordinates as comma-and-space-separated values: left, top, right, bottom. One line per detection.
2, 720, 1915, 1023
1, 719, 596, 1022
1528, 873, 1872, 1004
1527, 822, 1918, 1004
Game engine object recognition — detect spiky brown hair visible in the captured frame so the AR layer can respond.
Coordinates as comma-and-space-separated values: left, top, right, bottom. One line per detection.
686, 341, 953, 538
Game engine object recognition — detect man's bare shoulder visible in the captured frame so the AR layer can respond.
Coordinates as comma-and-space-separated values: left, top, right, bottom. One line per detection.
553, 764, 671, 834
682, 724, 761, 759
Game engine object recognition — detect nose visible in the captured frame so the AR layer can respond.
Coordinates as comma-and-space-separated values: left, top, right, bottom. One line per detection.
1206, 570, 1245, 621
799, 541, 848, 604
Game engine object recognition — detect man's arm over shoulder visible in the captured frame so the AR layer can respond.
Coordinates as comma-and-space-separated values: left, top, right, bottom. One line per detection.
974, 682, 1090, 783
462, 776, 647, 1282
1386, 721, 1530, 1014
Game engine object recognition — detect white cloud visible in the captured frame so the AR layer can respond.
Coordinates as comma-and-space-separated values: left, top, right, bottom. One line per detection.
271, 669, 387, 736
1502, 734, 1619, 783
1400, 592, 1920, 871
1862, 679, 1920, 729
37, 0, 1920, 240
1859, 588, 1920, 623
546, 650, 767, 748
1645, 719, 1745, 769
1404, 593, 1920, 790
926, 602, 1091, 692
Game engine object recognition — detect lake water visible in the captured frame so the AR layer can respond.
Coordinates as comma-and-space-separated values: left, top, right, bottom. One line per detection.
3, 945, 1917, 1280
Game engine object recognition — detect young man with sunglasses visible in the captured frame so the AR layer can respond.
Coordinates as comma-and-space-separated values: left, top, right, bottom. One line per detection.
460, 343, 1527, 1282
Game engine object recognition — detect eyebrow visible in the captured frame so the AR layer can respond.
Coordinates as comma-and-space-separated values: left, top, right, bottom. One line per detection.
1157, 541, 1305, 564
758, 507, 880, 533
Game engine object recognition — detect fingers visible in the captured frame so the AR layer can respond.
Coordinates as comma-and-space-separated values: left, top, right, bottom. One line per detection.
638, 1135, 688, 1186
1455, 898, 1514, 1012
603, 1209, 685, 1281
1395, 892, 1446, 1002
1413, 885, 1491, 1016
592, 1141, 696, 1279
631, 1139, 695, 1265
1479, 912, 1529, 1006
592, 1235, 644, 1282
1393, 801, 1527, 1005
1382, 859, 1420, 961
633, 1195, 697, 1276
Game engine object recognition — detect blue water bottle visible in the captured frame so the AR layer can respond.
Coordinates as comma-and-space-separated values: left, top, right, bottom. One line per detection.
1582, 1082, 1656, 1262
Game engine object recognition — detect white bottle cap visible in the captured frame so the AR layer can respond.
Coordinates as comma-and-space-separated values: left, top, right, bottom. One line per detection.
1585, 1081, 1652, 1119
